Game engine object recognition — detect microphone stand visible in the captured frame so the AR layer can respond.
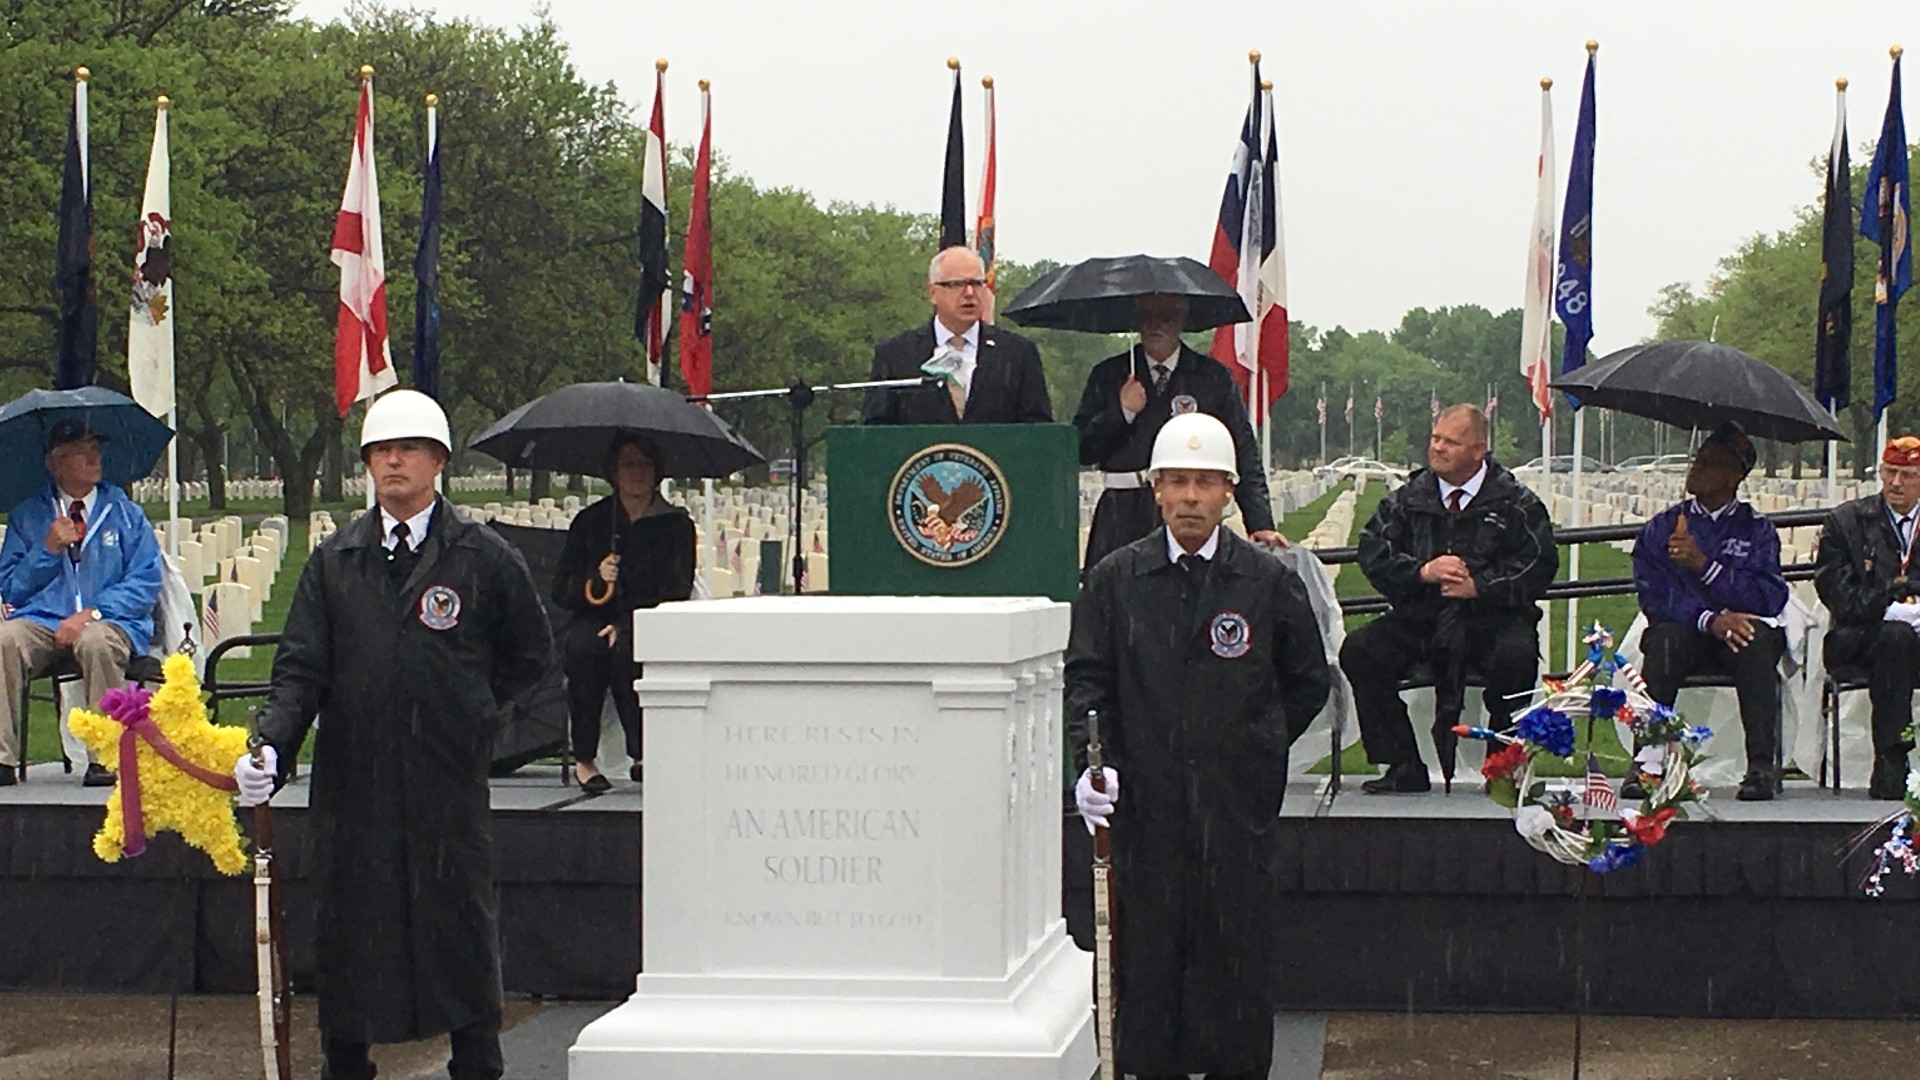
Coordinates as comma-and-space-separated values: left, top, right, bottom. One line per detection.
690, 375, 938, 596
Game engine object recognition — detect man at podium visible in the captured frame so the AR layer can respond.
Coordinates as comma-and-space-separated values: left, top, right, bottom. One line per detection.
860, 246, 1053, 426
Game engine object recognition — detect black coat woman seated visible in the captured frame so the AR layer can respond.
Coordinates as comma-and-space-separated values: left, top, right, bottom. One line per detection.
552, 436, 694, 792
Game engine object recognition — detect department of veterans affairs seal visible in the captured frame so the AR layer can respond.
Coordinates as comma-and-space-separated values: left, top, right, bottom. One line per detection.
889, 443, 1011, 567
1209, 610, 1251, 659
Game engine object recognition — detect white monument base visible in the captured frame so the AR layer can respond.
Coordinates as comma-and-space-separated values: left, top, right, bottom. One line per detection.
570, 596, 1094, 1080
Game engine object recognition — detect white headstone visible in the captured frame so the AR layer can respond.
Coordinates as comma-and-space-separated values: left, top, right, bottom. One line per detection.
570, 596, 1093, 1079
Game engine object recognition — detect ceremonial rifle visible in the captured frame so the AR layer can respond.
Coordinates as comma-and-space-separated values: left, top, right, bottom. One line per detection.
248, 712, 292, 1080
1086, 709, 1117, 1080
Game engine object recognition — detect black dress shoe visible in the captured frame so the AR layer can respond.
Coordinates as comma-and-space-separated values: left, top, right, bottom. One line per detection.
629, 762, 643, 783
0, 763, 15, 787
1869, 756, 1909, 801
1735, 772, 1775, 802
579, 773, 612, 795
82, 763, 115, 788
1361, 761, 1432, 794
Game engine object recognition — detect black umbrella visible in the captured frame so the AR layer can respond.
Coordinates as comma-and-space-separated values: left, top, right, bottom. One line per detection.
469, 381, 765, 480
1000, 254, 1251, 334
1549, 341, 1847, 443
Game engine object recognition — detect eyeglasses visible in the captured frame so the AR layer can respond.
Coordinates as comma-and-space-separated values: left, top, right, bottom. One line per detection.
932, 278, 988, 292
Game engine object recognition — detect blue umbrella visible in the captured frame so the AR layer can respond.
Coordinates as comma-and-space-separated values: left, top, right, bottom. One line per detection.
0, 387, 174, 510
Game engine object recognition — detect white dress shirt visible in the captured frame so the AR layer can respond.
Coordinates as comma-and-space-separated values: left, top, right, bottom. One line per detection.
931, 318, 981, 396
1436, 461, 1489, 510
1165, 525, 1221, 563
380, 502, 436, 552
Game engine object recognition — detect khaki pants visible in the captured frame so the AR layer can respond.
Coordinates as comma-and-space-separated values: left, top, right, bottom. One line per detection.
0, 618, 131, 767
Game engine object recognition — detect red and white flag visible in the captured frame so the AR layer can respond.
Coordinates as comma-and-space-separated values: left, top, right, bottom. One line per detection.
974, 76, 998, 306
1520, 81, 1557, 420
679, 84, 713, 399
332, 74, 396, 416
1208, 61, 1289, 410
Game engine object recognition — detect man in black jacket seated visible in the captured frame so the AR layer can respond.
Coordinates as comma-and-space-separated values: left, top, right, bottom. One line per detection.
1814, 435, 1920, 799
1072, 293, 1280, 575
860, 245, 1053, 427
1341, 405, 1559, 793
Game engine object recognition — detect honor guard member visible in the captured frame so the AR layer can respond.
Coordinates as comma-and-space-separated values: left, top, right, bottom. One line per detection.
1073, 293, 1280, 574
1629, 423, 1788, 801
1815, 435, 1920, 799
1341, 404, 1557, 793
234, 389, 554, 1080
860, 245, 1053, 426
1066, 412, 1331, 1080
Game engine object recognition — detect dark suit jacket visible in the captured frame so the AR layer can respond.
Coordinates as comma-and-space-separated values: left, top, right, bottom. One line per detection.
860, 320, 1053, 425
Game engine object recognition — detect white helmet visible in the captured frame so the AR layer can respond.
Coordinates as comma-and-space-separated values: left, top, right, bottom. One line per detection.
1148, 413, 1238, 484
360, 389, 451, 454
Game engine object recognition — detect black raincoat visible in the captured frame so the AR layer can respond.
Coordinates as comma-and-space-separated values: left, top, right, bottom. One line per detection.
1065, 527, 1330, 1076
1815, 493, 1917, 645
258, 497, 553, 1044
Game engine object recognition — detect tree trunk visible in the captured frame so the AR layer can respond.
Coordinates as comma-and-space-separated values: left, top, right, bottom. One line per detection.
321, 433, 345, 504
567, 473, 586, 493
505, 468, 516, 497
193, 430, 228, 511
530, 469, 553, 502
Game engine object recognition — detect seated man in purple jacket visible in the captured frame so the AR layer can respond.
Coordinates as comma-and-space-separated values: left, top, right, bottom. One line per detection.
1630, 422, 1789, 802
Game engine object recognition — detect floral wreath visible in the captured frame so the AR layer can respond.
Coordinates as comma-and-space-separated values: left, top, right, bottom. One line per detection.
1857, 772, 1920, 896
1462, 624, 1713, 874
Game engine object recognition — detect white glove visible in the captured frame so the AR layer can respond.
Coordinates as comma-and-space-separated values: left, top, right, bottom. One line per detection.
234, 746, 278, 807
1075, 767, 1120, 835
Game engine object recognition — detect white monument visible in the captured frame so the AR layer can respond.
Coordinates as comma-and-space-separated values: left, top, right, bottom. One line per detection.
571, 595, 1095, 1080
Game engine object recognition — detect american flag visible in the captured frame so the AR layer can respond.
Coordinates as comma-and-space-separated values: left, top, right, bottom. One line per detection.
1373, 396, 1383, 422
201, 588, 219, 644
1429, 388, 1440, 422
1582, 752, 1618, 811
1316, 396, 1326, 427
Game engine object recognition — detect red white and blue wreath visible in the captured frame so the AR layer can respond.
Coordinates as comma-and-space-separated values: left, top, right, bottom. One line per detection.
1457, 624, 1714, 873
1855, 769, 1920, 896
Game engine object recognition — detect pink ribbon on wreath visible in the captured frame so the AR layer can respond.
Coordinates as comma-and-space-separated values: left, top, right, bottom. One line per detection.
97, 686, 239, 858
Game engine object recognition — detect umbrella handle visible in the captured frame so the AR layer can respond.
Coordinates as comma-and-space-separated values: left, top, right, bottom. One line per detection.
584, 579, 615, 607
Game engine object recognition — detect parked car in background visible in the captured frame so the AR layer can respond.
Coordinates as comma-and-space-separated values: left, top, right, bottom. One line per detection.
1615, 453, 1691, 474
1513, 454, 1615, 476
1314, 456, 1409, 485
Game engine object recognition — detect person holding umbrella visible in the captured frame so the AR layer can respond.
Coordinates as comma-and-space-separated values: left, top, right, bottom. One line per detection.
1067, 411, 1330, 1080
552, 434, 693, 791
1073, 293, 1281, 572
233, 389, 553, 1080
0, 418, 164, 787
1342, 405, 1557, 794
860, 246, 1053, 426
1628, 422, 1788, 802
1815, 435, 1920, 799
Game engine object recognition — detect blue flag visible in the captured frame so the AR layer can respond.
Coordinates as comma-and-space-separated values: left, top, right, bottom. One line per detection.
412, 121, 443, 400
54, 80, 96, 391
1555, 49, 1598, 400
1862, 55, 1910, 420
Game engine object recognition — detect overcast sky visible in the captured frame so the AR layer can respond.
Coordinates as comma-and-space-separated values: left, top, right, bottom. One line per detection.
300, 0, 1907, 354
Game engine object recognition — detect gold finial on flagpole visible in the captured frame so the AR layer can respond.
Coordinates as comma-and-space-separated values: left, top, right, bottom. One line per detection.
1248, 50, 1261, 64
360, 64, 374, 80
699, 78, 710, 91
425, 93, 438, 108
1541, 76, 1553, 90
1837, 77, 1849, 91
1260, 79, 1272, 92
156, 95, 170, 109
1585, 39, 1598, 54
982, 75, 993, 89
656, 58, 668, 73
947, 56, 960, 71
1893, 45, 1904, 61
75, 66, 90, 82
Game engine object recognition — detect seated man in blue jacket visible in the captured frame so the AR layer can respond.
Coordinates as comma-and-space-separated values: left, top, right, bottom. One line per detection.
0, 420, 164, 786
1630, 422, 1788, 802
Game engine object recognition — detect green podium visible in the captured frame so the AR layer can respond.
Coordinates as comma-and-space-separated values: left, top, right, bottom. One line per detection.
826, 424, 1079, 602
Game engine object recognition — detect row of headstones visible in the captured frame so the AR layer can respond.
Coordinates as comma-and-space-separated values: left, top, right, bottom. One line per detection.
131, 476, 376, 503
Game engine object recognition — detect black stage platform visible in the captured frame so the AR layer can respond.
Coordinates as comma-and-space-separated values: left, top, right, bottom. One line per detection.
4, 774, 1917, 1019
